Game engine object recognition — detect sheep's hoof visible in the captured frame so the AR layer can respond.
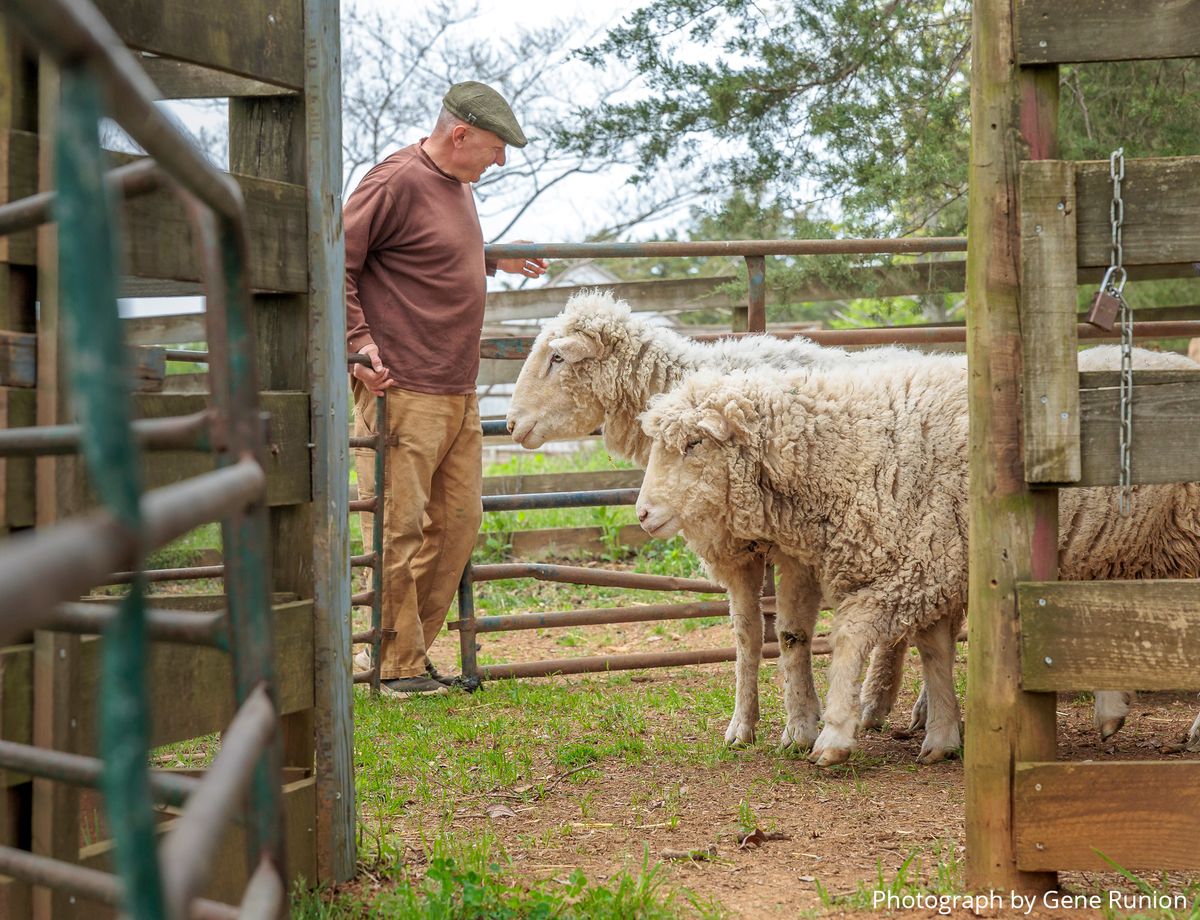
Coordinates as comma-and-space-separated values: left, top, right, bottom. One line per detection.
915, 745, 959, 765
1098, 716, 1126, 741
777, 722, 819, 754
858, 706, 888, 732
909, 696, 928, 732
809, 745, 852, 767
724, 720, 756, 747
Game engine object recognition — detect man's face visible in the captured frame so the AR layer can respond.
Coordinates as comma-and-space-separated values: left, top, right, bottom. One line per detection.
455, 126, 507, 182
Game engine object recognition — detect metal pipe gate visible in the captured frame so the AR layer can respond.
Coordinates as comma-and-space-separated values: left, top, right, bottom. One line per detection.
0, 0, 288, 915
456, 240, 1200, 685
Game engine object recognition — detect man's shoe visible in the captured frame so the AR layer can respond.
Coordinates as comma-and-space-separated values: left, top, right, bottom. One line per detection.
425, 658, 454, 687
379, 675, 449, 697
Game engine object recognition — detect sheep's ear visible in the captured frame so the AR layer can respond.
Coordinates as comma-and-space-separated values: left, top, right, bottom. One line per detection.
697, 413, 732, 442
548, 333, 600, 363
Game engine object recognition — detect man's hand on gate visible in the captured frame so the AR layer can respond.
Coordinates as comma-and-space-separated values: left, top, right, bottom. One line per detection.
353, 343, 395, 397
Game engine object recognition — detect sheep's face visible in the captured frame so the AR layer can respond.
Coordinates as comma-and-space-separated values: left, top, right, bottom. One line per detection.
637, 374, 755, 540
637, 433, 732, 540
506, 328, 606, 448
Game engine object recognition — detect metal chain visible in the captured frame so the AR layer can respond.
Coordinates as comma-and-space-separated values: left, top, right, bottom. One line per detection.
1110, 148, 1134, 515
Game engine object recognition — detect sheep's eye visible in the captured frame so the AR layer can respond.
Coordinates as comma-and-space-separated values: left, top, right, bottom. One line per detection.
549, 353, 564, 365
684, 438, 703, 454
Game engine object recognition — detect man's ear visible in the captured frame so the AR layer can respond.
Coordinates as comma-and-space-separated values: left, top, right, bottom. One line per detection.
451, 124, 469, 147
548, 333, 601, 364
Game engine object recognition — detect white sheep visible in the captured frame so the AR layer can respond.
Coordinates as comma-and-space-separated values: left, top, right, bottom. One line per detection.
890, 345, 1200, 742
637, 356, 1200, 765
506, 290, 939, 748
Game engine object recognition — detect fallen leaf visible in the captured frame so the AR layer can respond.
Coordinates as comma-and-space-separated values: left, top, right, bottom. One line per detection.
738, 828, 792, 849
486, 803, 517, 819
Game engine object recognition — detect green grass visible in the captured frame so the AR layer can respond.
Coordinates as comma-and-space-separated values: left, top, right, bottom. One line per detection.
292, 832, 726, 919
813, 840, 963, 911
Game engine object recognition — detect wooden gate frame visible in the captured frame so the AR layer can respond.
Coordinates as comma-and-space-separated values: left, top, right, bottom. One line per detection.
966, 0, 1200, 891
0, 0, 354, 913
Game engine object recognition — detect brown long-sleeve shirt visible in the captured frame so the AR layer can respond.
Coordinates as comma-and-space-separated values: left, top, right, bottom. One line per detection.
345, 141, 495, 394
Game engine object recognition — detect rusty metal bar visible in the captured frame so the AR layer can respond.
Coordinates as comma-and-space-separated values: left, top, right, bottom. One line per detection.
0, 739, 200, 808
483, 488, 638, 512
352, 667, 376, 684
47, 602, 229, 648
164, 349, 210, 363
484, 238, 967, 259
483, 629, 966, 681
457, 563, 479, 683
107, 564, 226, 585
0, 411, 212, 457
0, 157, 162, 236
480, 318, 1200, 360
482, 643, 787, 679
0, 458, 264, 644
745, 255, 767, 333
6, 0, 245, 221
349, 436, 375, 449
449, 598, 771, 634
0, 847, 238, 917
350, 553, 375, 568
471, 563, 724, 594
351, 590, 374, 607
160, 684, 276, 918
351, 628, 378, 644
349, 497, 376, 513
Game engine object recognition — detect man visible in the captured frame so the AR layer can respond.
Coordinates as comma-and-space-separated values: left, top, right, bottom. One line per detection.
346, 81, 547, 696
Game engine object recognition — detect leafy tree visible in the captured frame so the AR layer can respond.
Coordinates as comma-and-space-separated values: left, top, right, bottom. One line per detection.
560, 0, 1200, 321
341, 0, 699, 242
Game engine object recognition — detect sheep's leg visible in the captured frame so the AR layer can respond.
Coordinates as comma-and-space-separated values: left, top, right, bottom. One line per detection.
774, 555, 822, 752
912, 615, 962, 764
1093, 691, 1134, 740
713, 555, 766, 747
810, 597, 880, 767
860, 639, 908, 731
1187, 711, 1200, 752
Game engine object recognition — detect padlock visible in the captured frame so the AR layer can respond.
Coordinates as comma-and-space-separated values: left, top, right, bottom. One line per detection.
1085, 288, 1121, 331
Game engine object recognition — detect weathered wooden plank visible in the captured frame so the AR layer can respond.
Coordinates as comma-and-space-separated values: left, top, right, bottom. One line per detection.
0, 329, 33, 387
478, 523, 650, 558
1018, 0, 1200, 65
963, 0, 1060, 892
90, 0, 304, 90
483, 468, 642, 496
134, 391, 311, 506
1015, 762, 1200, 871
0, 332, 166, 390
1077, 369, 1200, 486
122, 312, 206, 347
119, 161, 308, 293
1018, 580, 1200, 691
1077, 157, 1200, 268
0, 386, 36, 529
140, 55, 298, 100
0, 601, 313, 774
71, 776, 315, 915
1, 143, 307, 292
299, 0, 355, 882
32, 633, 81, 920
1020, 160, 1080, 483
0, 129, 37, 266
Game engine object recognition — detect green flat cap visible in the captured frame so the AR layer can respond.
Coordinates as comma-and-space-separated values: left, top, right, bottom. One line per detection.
443, 81, 528, 148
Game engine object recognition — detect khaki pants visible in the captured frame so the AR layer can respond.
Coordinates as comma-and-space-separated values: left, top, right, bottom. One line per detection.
352, 380, 483, 679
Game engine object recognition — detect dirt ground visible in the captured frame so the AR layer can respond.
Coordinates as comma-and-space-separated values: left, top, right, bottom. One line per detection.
379, 609, 1200, 919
